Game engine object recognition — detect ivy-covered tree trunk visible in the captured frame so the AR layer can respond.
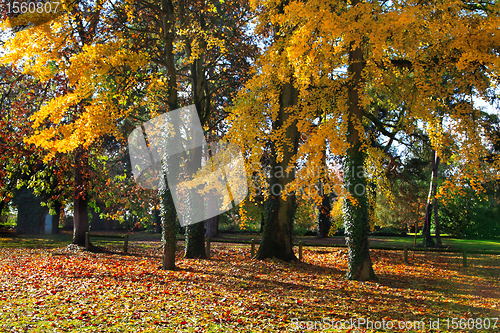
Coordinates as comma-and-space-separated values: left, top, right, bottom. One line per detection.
157, 0, 179, 270
256, 81, 299, 261
73, 147, 89, 246
344, 31, 377, 281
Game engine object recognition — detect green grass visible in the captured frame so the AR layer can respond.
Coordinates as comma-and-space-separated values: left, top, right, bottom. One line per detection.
0, 231, 128, 249
366, 236, 500, 253
1, 231, 500, 254
0, 232, 73, 248
443, 237, 500, 252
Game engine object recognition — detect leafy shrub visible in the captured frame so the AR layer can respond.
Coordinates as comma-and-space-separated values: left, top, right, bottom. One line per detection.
293, 199, 316, 236
439, 188, 500, 239
370, 226, 407, 236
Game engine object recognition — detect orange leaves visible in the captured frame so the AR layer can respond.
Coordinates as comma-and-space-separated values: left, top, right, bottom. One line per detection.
1, 244, 498, 331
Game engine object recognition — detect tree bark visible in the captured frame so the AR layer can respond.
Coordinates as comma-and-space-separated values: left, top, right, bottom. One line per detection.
205, 215, 219, 238
183, 14, 211, 258
73, 147, 89, 246
185, 222, 206, 258
317, 143, 331, 238
422, 149, 436, 247
256, 81, 299, 261
160, 177, 177, 270
14, 186, 47, 235
158, 0, 178, 270
317, 193, 331, 238
344, 26, 377, 281
433, 154, 441, 246
52, 201, 61, 234
154, 209, 162, 234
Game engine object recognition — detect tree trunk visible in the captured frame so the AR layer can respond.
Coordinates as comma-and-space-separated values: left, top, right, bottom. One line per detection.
205, 215, 219, 238
317, 142, 331, 238
73, 147, 89, 246
154, 209, 162, 234
183, 142, 206, 258
256, 81, 299, 261
184, 26, 211, 258
14, 186, 47, 235
52, 201, 61, 234
185, 222, 206, 258
159, 0, 178, 270
317, 193, 331, 238
422, 149, 436, 247
344, 28, 376, 281
160, 177, 177, 270
259, 210, 265, 234
433, 154, 441, 246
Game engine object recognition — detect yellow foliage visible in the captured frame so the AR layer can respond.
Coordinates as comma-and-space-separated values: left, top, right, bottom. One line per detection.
228, 0, 500, 218
1, 8, 149, 155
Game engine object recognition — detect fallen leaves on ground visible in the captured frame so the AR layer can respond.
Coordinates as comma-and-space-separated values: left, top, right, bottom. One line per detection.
0, 242, 499, 332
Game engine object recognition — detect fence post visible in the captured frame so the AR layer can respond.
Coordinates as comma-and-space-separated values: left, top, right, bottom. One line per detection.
299, 241, 303, 261
85, 232, 89, 250
124, 234, 129, 254
206, 237, 211, 259
404, 246, 408, 264
463, 250, 467, 267
251, 239, 255, 257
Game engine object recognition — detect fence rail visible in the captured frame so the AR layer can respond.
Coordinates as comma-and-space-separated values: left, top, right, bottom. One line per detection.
85, 232, 129, 254
201, 237, 500, 267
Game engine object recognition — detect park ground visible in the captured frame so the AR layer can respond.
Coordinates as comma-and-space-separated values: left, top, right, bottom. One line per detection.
0, 231, 499, 332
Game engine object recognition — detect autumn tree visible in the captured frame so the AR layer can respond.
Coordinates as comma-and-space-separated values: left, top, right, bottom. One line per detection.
1, 0, 148, 245
229, 0, 500, 280
0, 63, 75, 234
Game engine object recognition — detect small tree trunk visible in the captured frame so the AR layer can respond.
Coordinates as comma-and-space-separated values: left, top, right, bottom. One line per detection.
184, 36, 211, 258
317, 142, 331, 238
317, 193, 331, 238
433, 155, 441, 246
52, 201, 61, 234
160, 178, 177, 270
183, 143, 206, 258
14, 186, 47, 235
73, 147, 89, 246
154, 209, 162, 234
205, 215, 219, 238
422, 149, 436, 247
185, 223, 206, 258
259, 210, 265, 234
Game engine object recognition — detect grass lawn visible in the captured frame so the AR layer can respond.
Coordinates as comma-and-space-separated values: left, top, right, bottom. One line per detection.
0, 235, 499, 332
367, 236, 500, 253
2, 231, 500, 253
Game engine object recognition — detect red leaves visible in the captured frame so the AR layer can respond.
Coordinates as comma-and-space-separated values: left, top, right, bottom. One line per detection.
0, 246, 499, 331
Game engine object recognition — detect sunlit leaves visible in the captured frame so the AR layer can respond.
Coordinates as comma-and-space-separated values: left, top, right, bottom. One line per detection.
0, 244, 498, 331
